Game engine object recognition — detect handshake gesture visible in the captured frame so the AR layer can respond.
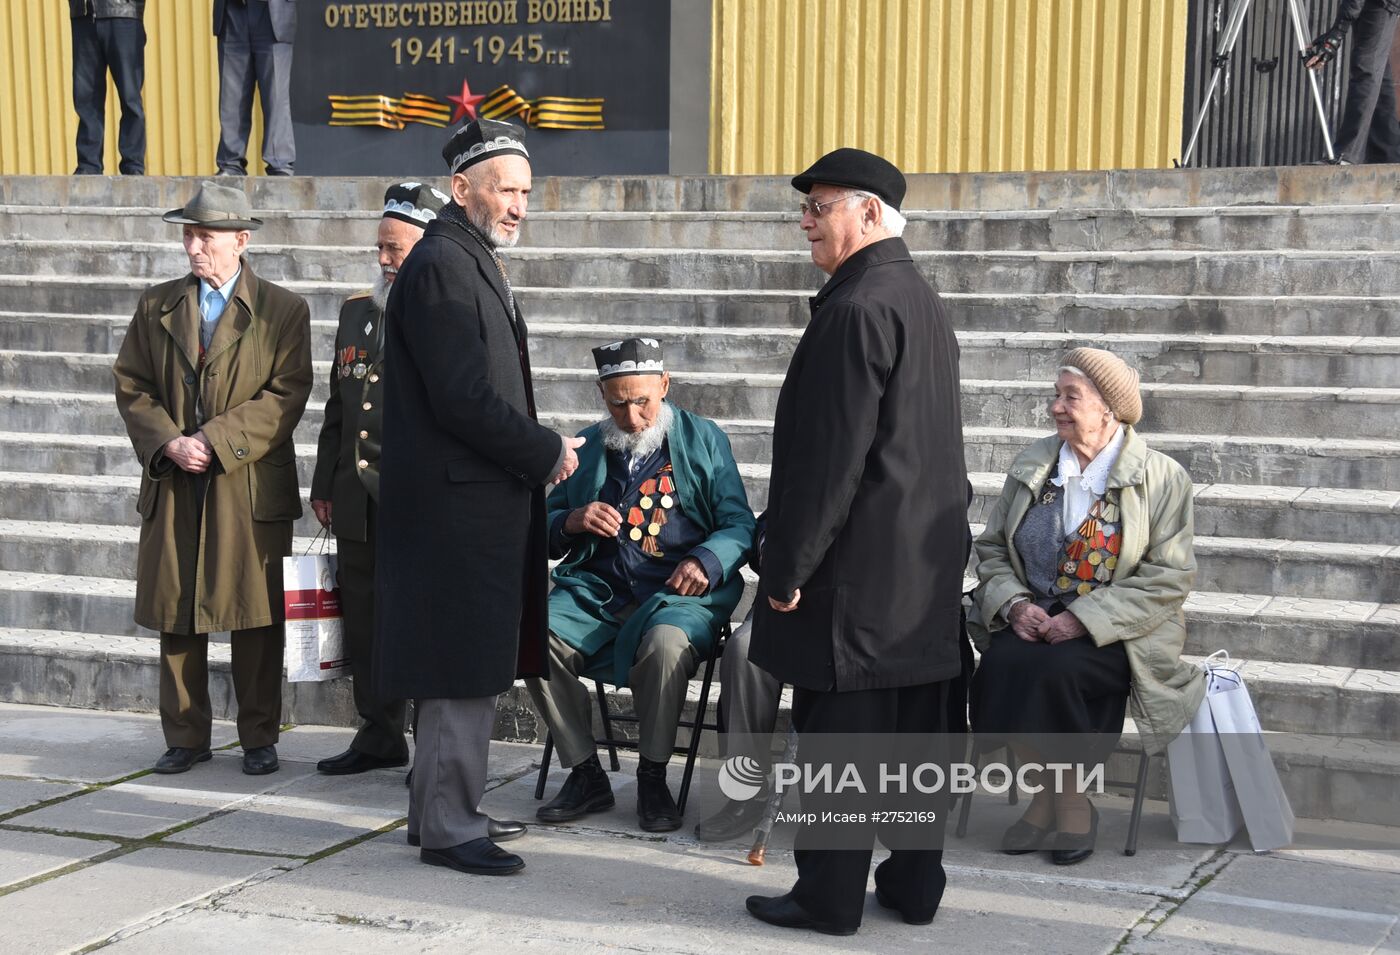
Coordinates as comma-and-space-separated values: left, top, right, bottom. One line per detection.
551, 434, 587, 485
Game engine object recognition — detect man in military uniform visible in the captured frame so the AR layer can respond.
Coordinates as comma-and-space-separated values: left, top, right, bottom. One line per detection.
310, 181, 448, 775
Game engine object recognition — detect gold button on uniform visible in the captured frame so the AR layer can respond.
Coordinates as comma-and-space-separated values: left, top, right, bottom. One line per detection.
362, 402, 372, 411
369, 374, 379, 383
359, 430, 369, 439
357, 459, 368, 470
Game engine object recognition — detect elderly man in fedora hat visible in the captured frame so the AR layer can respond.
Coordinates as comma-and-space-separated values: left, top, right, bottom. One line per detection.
114, 181, 312, 776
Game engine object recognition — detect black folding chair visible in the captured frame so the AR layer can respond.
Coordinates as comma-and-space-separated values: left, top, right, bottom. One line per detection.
533, 624, 729, 814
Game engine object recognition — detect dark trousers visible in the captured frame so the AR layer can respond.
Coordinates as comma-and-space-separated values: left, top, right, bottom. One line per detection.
159, 626, 283, 750
70, 15, 145, 174
788, 679, 953, 931
216, 0, 295, 175
1336, 2, 1400, 164
336, 504, 409, 760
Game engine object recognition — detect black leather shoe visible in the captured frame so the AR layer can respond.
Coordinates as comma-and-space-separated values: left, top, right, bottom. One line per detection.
242, 745, 279, 776
694, 795, 767, 842
636, 757, 682, 833
745, 893, 857, 936
537, 756, 614, 823
420, 837, 524, 875
874, 886, 936, 926
1051, 803, 1098, 866
1001, 816, 1054, 855
407, 817, 526, 847
316, 748, 409, 775
152, 747, 212, 774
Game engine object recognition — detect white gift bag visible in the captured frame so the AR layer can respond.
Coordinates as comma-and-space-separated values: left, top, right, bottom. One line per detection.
1167, 653, 1245, 844
1207, 666, 1295, 851
282, 547, 347, 682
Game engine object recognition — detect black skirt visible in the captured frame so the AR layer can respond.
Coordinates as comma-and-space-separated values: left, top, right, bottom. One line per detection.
970, 629, 1131, 765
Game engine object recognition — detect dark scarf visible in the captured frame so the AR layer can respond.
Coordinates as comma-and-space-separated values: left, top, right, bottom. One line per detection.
439, 201, 515, 315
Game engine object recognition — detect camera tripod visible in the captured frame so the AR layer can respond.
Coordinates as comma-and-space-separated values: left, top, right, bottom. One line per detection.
1180, 0, 1337, 167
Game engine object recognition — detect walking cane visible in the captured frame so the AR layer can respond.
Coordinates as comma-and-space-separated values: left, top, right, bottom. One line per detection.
747, 728, 799, 865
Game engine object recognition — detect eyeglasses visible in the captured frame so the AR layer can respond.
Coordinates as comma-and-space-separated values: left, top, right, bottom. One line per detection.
799, 192, 871, 218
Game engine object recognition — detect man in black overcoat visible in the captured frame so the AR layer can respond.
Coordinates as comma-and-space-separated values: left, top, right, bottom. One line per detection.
746, 149, 969, 935
374, 118, 584, 876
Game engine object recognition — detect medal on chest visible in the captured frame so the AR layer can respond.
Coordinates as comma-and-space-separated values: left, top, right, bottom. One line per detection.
625, 464, 676, 557
1054, 498, 1121, 596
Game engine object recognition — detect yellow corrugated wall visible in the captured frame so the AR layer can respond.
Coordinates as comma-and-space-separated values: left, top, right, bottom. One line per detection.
709, 0, 1189, 174
0, 0, 262, 176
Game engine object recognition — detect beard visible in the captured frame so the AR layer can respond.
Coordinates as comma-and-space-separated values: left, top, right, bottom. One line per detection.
599, 400, 673, 460
465, 203, 521, 249
370, 269, 393, 311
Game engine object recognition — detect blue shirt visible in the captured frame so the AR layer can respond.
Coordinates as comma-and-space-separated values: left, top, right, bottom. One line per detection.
198, 268, 241, 351
551, 441, 723, 612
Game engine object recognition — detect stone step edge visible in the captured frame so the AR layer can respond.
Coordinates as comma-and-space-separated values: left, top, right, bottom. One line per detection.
2, 566, 1398, 635
2, 511, 1398, 564
12, 314, 1400, 356
2, 275, 1397, 309
8, 365, 1400, 403
8, 425, 1400, 459
525, 327, 1400, 354
15, 237, 1400, 264
9, 202, 1400, 221
2, 467, 1394, 519
2, 627, 1397, 774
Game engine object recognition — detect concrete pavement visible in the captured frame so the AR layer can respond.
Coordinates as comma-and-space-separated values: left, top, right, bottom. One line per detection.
0, 701, 1395, 954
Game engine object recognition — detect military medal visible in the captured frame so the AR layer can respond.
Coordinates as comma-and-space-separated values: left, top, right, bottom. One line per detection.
639, 479, 657, 510
627, 506, 645, 541
1052, 499, 1122, 597
1040, 487, 1058, 505
364, 320, 374, 335
353, 363, 367, 378
658, 474, 675, 509
340, 364, 351, 378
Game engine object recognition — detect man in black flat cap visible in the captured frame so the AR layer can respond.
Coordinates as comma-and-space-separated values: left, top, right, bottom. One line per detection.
746, 148, 969, 935
375, 119, 585, 876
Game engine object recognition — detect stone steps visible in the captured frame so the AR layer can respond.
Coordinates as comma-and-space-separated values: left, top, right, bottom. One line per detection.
7, 370, 1396, 442
2, 467, 1394, 548
13, 239, 1400, 297
0, 167, 1396, 827
9, 203, 1400, 253
7, 279, 1398, 338
3, 165, 1397, 212
2, 517, 1393, 604
9, 423, 1400, 495
2, 622, 1393, 824
1, 624, 1396, 746
7, 323, 1396, 388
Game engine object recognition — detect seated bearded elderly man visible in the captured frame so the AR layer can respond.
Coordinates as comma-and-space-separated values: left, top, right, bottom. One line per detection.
528, 338, 755, 832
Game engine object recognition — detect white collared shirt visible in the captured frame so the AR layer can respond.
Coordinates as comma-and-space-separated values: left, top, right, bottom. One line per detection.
1051, 424, 1124, 535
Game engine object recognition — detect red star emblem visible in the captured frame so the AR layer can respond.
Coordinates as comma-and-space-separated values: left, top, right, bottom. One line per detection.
446, 78, 488, 123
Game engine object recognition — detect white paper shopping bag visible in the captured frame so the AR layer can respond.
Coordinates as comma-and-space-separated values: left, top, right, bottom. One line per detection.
282, 551, 347, 682
1167, 652, 1245, 844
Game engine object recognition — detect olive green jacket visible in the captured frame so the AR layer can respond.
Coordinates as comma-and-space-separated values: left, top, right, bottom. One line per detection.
113, 261, 313, 634
971, 426, 1206, 754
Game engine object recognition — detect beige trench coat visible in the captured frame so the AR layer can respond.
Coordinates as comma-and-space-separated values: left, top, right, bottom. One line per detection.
113, 260, 313, 634
971, 426, 1207, 754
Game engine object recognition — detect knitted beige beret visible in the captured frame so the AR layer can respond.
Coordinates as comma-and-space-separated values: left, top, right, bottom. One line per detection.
1060, 347, 1142, 425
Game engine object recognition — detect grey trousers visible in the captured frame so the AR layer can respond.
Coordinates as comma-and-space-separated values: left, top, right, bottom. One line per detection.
1336, 1, 1400, 164
717, 612, 783, 771
527, 626, 699, 768
215, 0, 295, 175
408, 696, 496, 850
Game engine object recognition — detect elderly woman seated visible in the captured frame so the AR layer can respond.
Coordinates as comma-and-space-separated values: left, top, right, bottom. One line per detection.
970, 348, 1205, 865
